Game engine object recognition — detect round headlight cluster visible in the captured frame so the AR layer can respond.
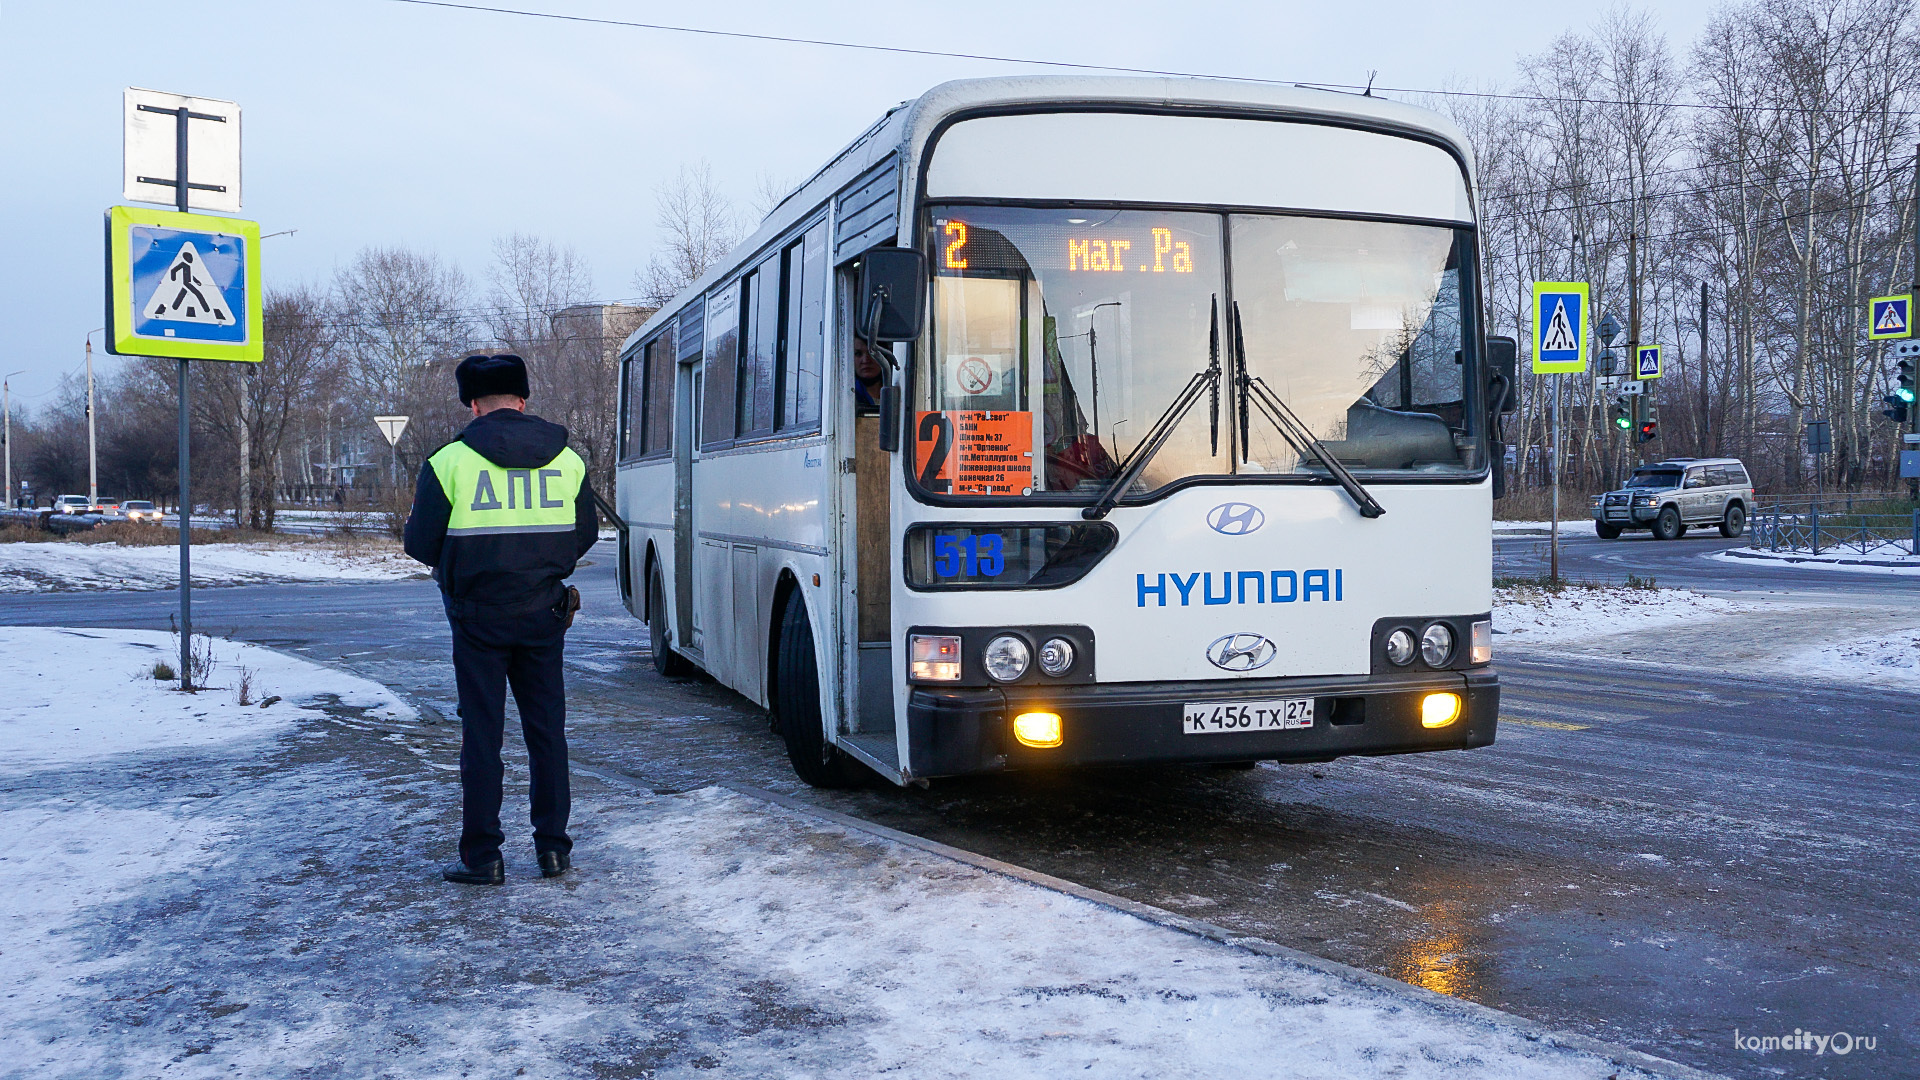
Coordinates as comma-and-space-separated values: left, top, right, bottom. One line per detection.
1385, 623, 1456, 667
983, 635, 1031, 682
1384, 628, 1417, 666
1419, 622, 1455, 666
1037, 637, 1075, 676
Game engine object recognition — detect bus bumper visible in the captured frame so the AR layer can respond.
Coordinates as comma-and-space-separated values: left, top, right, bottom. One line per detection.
903, 667, 1498, 779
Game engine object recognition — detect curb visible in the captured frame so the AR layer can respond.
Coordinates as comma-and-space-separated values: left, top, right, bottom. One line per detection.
699, 779, 1728, 1080
1720, 548, 1919, 570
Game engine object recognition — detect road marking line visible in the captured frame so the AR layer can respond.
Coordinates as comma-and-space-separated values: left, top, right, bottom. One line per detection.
1502, 717, 1592, 731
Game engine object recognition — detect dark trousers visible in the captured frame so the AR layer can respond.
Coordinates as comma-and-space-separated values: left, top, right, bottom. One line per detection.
449, 609, 571, 866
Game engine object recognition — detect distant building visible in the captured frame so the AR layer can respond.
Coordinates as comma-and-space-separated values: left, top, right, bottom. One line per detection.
551, 304, 653, 358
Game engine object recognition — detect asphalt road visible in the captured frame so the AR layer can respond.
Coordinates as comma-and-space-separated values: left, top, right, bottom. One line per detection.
3, 546, 1912, 1079
1497, 523, 1920, 598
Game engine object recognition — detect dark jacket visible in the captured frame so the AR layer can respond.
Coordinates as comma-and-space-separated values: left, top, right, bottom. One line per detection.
403, 409, 599, 616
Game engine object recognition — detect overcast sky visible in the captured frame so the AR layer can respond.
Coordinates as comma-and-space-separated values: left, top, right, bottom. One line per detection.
1, 0, 1720, 408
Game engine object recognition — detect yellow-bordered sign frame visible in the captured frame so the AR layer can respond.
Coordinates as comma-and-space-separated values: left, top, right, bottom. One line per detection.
1635, 344, 1662, 380
1868, 294, 1912, 341
105, 205, 263, 362
1531, 281, 1589, 374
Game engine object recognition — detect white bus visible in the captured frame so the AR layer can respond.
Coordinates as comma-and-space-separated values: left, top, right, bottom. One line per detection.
613, 77, 1506, 788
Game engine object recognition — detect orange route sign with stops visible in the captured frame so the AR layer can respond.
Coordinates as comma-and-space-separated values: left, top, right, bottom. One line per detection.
914, 411, 1034, 496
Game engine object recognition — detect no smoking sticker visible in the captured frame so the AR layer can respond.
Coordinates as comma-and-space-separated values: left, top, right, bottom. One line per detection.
945, 353, 1012, 400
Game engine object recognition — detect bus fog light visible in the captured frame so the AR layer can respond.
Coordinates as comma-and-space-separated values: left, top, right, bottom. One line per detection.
1421, 692, 1462, 728
1385, 628, 1416, 666
1470, 619, 1492, 665
1013, 711, 1063, 748
1037, 637, 1075, 676
983, 635, 1031, 682
1419, 622, 1455, 666
909, 634, 962, 681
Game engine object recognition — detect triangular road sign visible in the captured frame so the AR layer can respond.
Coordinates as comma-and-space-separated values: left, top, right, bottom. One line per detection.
373, 415, 410, 446
1541, 299, 1578, 352
1877, 303, 1906, 332
138, 242, 234, 326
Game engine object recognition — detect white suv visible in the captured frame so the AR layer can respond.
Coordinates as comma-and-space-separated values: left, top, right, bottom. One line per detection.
1591, 458, 1755, 541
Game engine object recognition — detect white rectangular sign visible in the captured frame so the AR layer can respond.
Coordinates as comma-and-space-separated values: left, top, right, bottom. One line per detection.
124, 88, 241, 213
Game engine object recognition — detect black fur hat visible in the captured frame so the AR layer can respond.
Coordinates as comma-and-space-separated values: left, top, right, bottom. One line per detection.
456, 353, 530, 405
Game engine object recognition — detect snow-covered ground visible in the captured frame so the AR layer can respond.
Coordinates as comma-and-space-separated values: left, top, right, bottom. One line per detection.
1495, 585, 1753, 646
0, 538, 424, 592
1493, 519, 1595, 534
0, 627, 1700, 1079
1785, 628, 1920, 687
0, 627, 413, 774
1714, 546, 1920, 574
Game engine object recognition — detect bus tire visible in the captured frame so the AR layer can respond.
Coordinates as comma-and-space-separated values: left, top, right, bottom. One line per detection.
775, 597, 864, 789
648, 564, 694, 678
1719, 503, 1746, 538
1652, 506, 1683, 541
1595, 522, 1622, 539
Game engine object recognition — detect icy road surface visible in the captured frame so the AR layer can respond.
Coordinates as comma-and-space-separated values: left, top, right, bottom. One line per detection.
0, 628, 1707, 1078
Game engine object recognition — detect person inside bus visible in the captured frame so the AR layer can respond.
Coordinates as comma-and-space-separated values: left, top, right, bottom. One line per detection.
852, 337, 884, 413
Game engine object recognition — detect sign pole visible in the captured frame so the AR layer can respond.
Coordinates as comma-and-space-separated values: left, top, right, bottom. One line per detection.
1550, 373, 1560, 582
174, 104, 194, 691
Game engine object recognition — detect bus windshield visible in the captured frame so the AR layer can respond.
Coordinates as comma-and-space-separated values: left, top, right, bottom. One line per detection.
914, 205, 1479, 500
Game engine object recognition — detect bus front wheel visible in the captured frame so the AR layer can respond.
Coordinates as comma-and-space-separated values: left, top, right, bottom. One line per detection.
648, 565, 694, 678
774, 597, 865, 789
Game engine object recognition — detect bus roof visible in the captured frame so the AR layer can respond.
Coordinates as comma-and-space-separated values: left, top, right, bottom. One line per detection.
624, 76, 1477, 355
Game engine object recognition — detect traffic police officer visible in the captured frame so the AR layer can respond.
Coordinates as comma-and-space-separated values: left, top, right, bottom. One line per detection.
404, 354, 599, 885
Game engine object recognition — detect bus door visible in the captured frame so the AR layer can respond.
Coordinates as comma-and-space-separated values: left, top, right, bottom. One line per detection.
674, 360, 701, 660
842, 268, 895, 745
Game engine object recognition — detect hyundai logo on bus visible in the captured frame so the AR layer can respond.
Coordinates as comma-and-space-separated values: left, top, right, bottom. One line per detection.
1207, 633, 1278, 672
1136, 569, 1344, 607
1207, 502, 1266, 535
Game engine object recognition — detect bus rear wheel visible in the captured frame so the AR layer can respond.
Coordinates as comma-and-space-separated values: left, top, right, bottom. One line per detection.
775, 597, 865, 789
648, 564, 694, 678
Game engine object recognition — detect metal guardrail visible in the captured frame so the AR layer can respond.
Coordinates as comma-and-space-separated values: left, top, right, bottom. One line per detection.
1749, 502, 1920, 556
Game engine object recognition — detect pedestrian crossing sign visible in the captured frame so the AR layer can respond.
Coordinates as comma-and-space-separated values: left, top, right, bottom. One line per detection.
1532, 281, 1589, 374
106, 205, 262, 362
1868, 294, 1912, 341
1635, 344, 1662, 380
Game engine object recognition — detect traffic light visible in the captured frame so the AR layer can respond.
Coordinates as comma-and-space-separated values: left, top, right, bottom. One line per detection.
1899, 360, 1916, 405
1637, 399, 1658, 443
1611, 398, 1633, 431
1885, 393, 1911, 424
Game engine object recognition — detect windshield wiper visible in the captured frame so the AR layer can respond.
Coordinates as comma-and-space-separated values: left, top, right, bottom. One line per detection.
1231, 302, 1386, 519
1083, 296, 1222, 520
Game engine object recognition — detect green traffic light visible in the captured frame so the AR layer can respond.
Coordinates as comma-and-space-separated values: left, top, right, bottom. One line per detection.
1614, 416, 1632, 429
1898, 387, 1917, 403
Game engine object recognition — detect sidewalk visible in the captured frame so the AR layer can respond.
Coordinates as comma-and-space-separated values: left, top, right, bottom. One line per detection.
0, 628, 1717, 1079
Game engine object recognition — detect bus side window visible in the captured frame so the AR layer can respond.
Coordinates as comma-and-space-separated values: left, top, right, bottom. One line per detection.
643, 324, 676, 454
702, 285, 741, 448
619, 347, 642, 459
778, 221, 829, 432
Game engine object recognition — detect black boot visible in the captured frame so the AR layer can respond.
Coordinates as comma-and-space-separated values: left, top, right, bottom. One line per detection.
538, 851, 571, 878
442, 858, 504, 885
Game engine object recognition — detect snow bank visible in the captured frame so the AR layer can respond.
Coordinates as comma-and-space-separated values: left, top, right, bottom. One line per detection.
1493, 519, 1594, 534
1785, 628, 1920, 687
0, 626, 413, 774
1495, 585, 1751, 646
1714, 546, 1920, 575
0, 539, 423, 591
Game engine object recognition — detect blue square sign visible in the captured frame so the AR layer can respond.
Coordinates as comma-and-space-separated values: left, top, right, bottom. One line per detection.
1532, 282, 1589, 374
107, 205, 261, 362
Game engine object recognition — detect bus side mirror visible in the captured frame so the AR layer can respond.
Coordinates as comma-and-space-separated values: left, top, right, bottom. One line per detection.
1486, 336, 1518, 414
859, 248, 927, 342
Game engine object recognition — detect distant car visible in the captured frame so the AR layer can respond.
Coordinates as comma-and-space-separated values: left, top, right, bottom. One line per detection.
91, 498, 121, 516
123, 500, 162, 523
52, 495, 90, 515
1591, 457, 1754, 540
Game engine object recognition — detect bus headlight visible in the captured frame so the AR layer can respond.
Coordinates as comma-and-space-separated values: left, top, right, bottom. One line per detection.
1419, 622, 1455, 666
1037, 637, 1075, 676
1385, 628, 1417, 666
1470, 619, 1492, 665
909, 634, 962, 681
983, 635, 1031, 682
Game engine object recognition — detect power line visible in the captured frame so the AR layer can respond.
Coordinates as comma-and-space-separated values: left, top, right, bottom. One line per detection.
384, 0, 1920, 116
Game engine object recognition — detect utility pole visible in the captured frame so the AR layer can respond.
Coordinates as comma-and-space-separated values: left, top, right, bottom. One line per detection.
1911, 142, 1920, 499
1628, 231, 1642, 467
86, 338, 98, 506
3, 371, 21, 510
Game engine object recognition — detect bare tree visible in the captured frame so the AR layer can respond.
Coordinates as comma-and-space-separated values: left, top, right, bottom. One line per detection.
632, 162, 742, 307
